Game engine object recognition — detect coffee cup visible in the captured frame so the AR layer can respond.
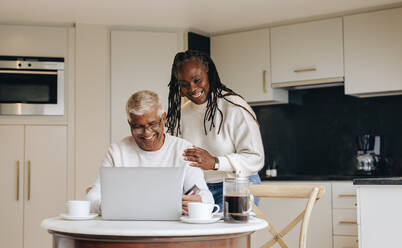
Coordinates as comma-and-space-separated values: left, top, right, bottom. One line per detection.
188, 202, 220, 220
66, 200, 90, 217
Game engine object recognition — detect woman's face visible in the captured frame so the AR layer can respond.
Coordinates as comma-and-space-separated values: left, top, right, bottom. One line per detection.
177, 60, 210, 105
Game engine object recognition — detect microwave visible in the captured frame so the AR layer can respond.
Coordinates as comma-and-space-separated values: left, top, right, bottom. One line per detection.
0, 56, 64, 115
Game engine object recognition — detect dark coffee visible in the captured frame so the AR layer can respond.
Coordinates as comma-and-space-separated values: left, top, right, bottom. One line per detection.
223, 194, 249, 223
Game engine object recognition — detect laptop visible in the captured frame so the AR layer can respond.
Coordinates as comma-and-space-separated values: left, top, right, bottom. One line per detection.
100, 167, 184, 220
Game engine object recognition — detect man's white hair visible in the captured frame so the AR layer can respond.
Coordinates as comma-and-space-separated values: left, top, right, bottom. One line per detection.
126, 90, 163, 122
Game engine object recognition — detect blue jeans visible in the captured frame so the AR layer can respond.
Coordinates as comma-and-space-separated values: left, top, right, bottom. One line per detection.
248, 174, 261, 206
207, 174, 261, 212
207, 182, 223, 212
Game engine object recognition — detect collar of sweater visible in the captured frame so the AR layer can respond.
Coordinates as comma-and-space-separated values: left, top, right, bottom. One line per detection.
189, 100, 208, 113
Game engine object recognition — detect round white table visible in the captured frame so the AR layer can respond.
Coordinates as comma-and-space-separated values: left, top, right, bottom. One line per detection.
41, 216, 267, 248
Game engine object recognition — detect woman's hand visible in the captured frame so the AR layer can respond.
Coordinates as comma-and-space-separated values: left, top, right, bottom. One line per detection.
183, 146, 215, 170
182, 194, 202, 215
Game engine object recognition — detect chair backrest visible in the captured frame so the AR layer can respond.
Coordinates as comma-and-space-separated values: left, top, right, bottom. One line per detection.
249, 184, 325, 248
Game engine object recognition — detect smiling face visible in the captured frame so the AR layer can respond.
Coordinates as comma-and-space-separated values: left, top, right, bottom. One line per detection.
177, 60, 210, 105
129, 108, 166, 152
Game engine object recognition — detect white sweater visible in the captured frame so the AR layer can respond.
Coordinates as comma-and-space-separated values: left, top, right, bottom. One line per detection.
86, 134, 214, 213
180, 94, 265, 183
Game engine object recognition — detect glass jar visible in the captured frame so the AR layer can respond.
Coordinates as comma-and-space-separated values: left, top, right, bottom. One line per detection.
223, 177, 253, 223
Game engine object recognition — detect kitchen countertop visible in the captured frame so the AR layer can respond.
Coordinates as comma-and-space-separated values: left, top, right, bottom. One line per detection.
41, 217, 268, 237
353, 177, 402, 185
261, 175, 394, 181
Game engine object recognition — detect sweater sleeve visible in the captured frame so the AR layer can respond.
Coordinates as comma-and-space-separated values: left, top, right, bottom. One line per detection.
183, 165, 214, 204
217, 103, 265, 177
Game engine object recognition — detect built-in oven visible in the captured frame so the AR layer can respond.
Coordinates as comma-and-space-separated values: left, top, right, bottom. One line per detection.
0, 56, 64, 115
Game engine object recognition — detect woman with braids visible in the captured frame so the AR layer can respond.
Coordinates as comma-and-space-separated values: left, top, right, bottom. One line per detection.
166, 50, 264, 210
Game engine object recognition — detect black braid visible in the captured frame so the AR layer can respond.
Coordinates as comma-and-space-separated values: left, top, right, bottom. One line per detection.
166, 50, 249, 136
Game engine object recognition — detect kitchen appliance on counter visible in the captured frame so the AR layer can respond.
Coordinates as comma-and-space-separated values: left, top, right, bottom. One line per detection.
356, 134, 381, 175
0, 56, 64, 115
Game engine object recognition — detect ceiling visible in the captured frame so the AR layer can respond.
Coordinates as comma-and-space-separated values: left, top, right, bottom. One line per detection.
0, 0, 401, 34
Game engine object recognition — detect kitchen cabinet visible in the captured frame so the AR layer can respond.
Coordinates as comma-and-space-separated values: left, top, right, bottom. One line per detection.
270, 18, 344, 87
333, 236, 359, 248
211, 29, 288, 105
354, 179, 402, 248
0, 125, 67, 248
344, 8, 402, 97
111, 30, 181, 142
251, 181, 332, 248
332, 182, 358, 248
0, 126, 24, 248
0, 25, 68, 58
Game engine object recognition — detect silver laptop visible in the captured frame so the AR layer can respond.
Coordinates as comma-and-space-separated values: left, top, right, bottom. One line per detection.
100, 167, 184, 220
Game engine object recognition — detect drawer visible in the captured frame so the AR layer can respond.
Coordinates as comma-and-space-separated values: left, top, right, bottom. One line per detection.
334, 236, 359, 248
333, 209, 358, 236
332, 182, 357, 209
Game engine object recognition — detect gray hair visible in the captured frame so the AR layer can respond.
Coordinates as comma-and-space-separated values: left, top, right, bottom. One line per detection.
126, 90, 163, 122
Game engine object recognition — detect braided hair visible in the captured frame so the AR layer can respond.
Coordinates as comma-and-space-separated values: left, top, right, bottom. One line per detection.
166, 50, 248, 136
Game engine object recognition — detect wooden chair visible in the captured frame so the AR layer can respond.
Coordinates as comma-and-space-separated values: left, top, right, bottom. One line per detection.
249, 185, 325, 248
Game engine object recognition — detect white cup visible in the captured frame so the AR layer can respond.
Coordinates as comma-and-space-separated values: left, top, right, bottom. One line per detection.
66, 200, 90, 217
188, 202, 220, 220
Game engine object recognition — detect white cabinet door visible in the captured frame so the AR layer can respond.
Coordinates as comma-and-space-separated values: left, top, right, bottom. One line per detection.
356, 186, 402, 248
251, 181, 332, 248
344, 8, 402, 97
111, 30, 180, 142
24, 126, 67, 248
0, 25, 68, 57
0, 126, 24, 248
271, 18, 344, 85
211, 29, 288, 105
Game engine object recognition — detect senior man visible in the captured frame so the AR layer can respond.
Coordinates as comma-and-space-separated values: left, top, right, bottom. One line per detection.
86, 90, 213, 214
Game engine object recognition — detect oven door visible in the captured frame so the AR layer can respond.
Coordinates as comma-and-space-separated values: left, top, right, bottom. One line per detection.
0, 69, 64, 115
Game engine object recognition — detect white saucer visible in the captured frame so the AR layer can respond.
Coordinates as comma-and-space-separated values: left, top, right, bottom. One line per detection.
60, 213, 98, 220
180, 216, 221, 224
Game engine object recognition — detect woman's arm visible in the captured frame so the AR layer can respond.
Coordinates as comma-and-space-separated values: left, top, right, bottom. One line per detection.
217, 105, 265, 176
183, 101, 264, 176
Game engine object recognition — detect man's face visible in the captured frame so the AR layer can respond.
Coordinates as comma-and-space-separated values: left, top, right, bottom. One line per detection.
129, 108, 166, 151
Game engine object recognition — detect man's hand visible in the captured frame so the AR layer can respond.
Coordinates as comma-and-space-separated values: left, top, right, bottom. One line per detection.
182, 194, 202, 215
183, 146, 215, 170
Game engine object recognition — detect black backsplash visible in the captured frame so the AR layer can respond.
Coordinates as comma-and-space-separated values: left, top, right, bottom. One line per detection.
252, 86, 402, 179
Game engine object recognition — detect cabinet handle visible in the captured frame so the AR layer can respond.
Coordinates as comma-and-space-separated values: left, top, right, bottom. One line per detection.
27, 160, 31, 201
16, 161, 20, 201
339, 221, 357, 225
262, 70, 267, 93
294, 68, 316, 73
338, 194, 356, 198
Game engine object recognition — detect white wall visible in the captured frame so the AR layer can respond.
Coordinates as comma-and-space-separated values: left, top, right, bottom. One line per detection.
74, 24, 110, 199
